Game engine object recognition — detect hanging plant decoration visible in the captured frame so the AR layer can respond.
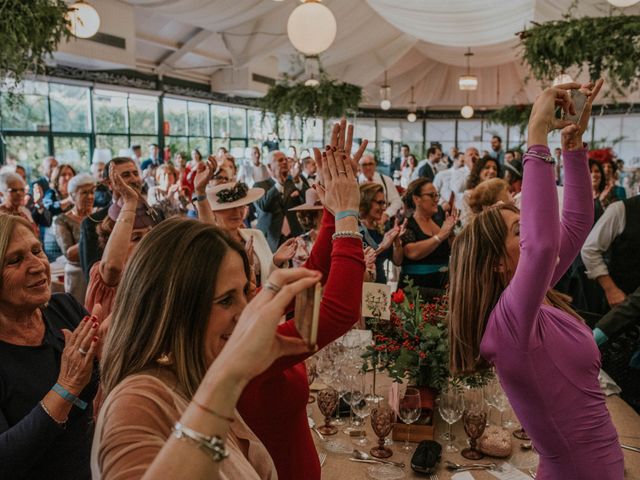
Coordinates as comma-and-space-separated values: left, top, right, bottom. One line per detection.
0, 1, 71, 92
487, 105, 532, 135
519, 15, 640, 94
259, 76, 362, 123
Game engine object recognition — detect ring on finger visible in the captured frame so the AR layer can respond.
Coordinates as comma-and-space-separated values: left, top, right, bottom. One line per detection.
78, 347, 88, 355
264, 281, 282, 294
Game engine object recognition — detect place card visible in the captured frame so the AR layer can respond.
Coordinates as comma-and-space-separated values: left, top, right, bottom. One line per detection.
487, 463, 533, 480
451, 472, 476, 480
362, 282, 391, 320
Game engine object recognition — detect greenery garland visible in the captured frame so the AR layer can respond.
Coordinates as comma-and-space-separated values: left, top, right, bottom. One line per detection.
487, 105, 532, 136
519, 15, 640, 93
0, 1, 71, 92
259, 77, 362, 122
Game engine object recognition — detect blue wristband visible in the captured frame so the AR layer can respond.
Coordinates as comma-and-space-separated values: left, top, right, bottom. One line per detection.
52, 383, 88, 410
593, 327, 608, 347
335, 210, 358, 221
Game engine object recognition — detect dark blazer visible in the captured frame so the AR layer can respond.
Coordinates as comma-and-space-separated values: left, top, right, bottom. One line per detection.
253, 177, 307, 252
596, 286, 640, 342
418, 161, 435, 181
79, 206, 109, 282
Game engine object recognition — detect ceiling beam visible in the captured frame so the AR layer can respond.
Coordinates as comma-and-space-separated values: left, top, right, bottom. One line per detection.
155, 28, 216, 75
137, 32, 230, 66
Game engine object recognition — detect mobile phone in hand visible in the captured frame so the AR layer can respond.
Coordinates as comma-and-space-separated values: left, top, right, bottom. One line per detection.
563, 89, 588, 124
294, 282, 322, 348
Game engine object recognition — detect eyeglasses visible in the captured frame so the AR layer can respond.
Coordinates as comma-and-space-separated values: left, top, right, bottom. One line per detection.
420, 192, 440, 200
361, 163, 376, 167
7, 188, 26, 194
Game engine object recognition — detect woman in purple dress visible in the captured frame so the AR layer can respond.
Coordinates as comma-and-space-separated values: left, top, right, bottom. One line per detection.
448, 79, 624, 480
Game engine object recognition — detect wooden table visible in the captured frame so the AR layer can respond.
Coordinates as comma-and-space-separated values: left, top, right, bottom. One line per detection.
311, 375, 640, 479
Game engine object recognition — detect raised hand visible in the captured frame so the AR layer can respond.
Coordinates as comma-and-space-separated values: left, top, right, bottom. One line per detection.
273, 238, 297, 267
561, 79, 604, 151
110, 168, 138, 206
194, 157, 217, 195
58, 304, 102, 395
528, 82, 583, 147
312, 145, 360, 215
440, 210, 459, 239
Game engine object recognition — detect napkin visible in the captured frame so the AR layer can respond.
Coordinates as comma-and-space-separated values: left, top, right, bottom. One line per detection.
487, 463, 533, 480
598, 369, 621, 396
452, 472, 476, 480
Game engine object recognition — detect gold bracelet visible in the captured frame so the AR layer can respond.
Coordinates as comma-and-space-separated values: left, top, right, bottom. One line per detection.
192, 400, 235, 423
40, 401, 67, 427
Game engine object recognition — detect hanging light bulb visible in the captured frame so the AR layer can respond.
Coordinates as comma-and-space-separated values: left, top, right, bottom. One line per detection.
552, 73, 574, 86
380, 70, 391, 110
461, 105, 474, 119
67, 1, 101, 39
607, 0, 639, 7
459, 48, 478, 91
305, 76, 320, 87
287, 0, 337, 56
407, 86, 417, 122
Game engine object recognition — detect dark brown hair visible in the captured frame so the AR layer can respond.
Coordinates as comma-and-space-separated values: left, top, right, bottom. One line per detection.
403, 177, 432, 210
466, 156, 502, 191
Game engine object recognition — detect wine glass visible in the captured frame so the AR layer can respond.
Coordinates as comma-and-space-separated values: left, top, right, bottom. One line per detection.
370, 403, 396, 459
305, 357, 317, 404
317, 388, 339, 435
485, 377, 508, 428
398, 387, 421, 452
342, 373, 365, 434
461, 387, 486, 460
331, 369, 348, 426
438, 383, 465, 453
351, 398, 373, 446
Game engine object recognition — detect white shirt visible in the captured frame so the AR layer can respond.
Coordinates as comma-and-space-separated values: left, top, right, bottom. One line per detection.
400, 166, 416, 189
411, 159, 439, 181
449, 165, 471, 203
433, 167, 457, 205
237, 161, 269, 187
581, 200, 626, 280
358, 171, 402, 217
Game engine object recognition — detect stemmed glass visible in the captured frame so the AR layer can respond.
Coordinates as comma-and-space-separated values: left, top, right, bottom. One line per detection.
370, 403, 396, 459
398, 387, 421, 452
331, 369, 348, 426
317, 388, 339, 435
461, 387, 487, 460
351, 397, 373, 446
343, 373, 365, 434
438, 382, 465, 453
484, 377, 508, 428
305, 357, 317, 404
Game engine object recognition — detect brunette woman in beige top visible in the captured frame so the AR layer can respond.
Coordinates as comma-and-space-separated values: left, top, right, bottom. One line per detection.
92, 215, 320, 479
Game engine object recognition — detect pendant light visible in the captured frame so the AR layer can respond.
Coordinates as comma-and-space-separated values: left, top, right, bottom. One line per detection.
287, 0, 337, 56
460, 91, 474, 118
67, 1, 101, 39
380, 71, 391, 110
407, 86, 417, 122
459, 48, 478, 91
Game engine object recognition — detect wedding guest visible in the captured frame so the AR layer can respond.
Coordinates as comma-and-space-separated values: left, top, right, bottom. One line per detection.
465, 156, 501, 191
54, 174, 96, 304
140, 144, 162, 171
466, 178, 511, 216
147, 164, 187, 218
358, 154, 402, 222
0, 214, 101, 480
504, 159, 523, 197
91, 162, 112, 209
43, 164, 77, 260
358, 183, 403, 284
254, 151, 307, 252
489, 135, 505, 165
85, 168, 157, 318
589, 159, 610, 223
449, 80, 623, 480
95, 123, 366, 480
38, 156, 58, 185
288, 188, 324, 267
412, 146, 443, 182
582, 194, 640, 309
400, 178, 456, 294
237, 147, 269, 187
600, 157, 626, 201
391, 144, 411, 176
449, 147, 480, 202
221, 154, 238, 180
194, 168, 296, 287
433, 153, 464, 211
0, 172, 41, 234
400, 154, 418, 189
301, 155, 318, 187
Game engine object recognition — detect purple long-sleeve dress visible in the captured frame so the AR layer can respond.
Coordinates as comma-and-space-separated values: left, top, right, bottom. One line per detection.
480, 146, 624, 480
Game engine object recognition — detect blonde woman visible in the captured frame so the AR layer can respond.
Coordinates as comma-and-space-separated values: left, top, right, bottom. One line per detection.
448, 80, 623, 480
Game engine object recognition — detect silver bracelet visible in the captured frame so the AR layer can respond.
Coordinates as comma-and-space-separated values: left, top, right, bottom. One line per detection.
39, 401, 67, 428
332, 231, 363, 241
525, 150, 555, 164
433, 234, 442, 243
172, 422, 229, 462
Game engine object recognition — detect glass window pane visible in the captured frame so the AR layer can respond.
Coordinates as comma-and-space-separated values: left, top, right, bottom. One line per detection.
378, 120, 402, 142
353, 118, 376, 146
188, 101, 209, 137
53, 136, 90, 172
230, 140, 246, 160
229, 108, 246, 138
620, 116, 640, 167
303, 117, 323, 146
94, 89, 127, 133
0, 92, 49, 131
425, 120, 455, 155
50, 84, 90, 133
130, 135, 159, 153
129, 95, 157, 134
483, 123, 507, 151
457, 120, 482, 153
247, 109, 263, 141
165, 136, 189, 158
261, 113, 277, 139
401, 121, 424, 158
95, 135, 129, 158
212, 138, 230, 152
188, 137, 209, 154
3, 135, 49, 179
212, 106, 229, 138
163, 98, 187, 136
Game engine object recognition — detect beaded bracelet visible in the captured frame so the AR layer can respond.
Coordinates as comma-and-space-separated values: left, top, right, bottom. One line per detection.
332, 231, 363, 241
172, 422, 229, 462
39, 401, 67, 428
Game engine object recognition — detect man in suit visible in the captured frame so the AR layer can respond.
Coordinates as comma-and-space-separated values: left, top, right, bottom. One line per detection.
412, 146, 443, 182
390, 144, 410, 176
253, 151, 307, 252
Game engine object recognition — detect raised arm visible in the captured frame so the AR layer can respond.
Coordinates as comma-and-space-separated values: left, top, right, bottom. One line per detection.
192, 158, 217, 225
550, 80, 603, 285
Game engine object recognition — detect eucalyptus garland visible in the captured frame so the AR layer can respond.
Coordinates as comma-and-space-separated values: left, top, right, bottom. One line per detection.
519, 15, 640, 93
259, 77, 362, 122
0, 0, 71, 91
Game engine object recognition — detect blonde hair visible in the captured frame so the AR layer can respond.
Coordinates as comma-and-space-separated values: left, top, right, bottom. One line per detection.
100, 218, 250, 399
466, 178, 510, 215
0, 215, 39, 291
359, 183, 384, 218
448, 203, 580, 374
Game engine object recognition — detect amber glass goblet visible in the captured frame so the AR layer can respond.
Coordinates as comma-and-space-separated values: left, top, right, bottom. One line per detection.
370, 404, 395, 458
317, 388, 339, 435
461, 410, 487, 460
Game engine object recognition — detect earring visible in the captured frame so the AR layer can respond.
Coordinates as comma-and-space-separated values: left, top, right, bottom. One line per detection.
156, 352, 174, 366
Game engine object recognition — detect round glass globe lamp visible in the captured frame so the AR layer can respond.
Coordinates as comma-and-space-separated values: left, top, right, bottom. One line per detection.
287, 1, 337, 55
